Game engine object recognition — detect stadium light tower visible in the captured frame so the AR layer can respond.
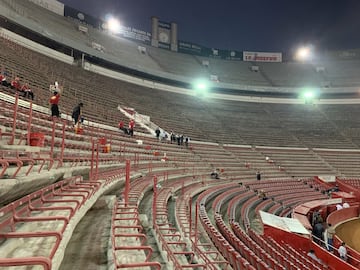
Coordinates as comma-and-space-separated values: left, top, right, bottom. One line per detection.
107, 17, 122, 34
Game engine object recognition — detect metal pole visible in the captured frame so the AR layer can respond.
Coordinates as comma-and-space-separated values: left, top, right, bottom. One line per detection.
59, 121, 66, 168
124, 159, 130, 206
50, 119, 56, 158
95, 142, 99, 180
26, 101, 33, 146
189, 197, 192, 239
195, 202, 199, 245
149, 157, 152, 173
90, 138, 95, 180
9, 93, 19, 145
152, 175, 157, 227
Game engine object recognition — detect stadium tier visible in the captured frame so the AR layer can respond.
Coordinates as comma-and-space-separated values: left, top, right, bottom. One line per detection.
0, 0, 360, 270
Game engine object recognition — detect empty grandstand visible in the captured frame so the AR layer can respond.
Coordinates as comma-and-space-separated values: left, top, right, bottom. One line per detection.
0, 0, 360, 270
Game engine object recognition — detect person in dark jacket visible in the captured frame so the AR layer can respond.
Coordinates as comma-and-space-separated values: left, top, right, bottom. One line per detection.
72, 102, 83, 125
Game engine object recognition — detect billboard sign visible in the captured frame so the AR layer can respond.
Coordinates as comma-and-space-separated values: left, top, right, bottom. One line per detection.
120, 26, 151, 44
243, 51, 282, 62
29, 0, 64, 16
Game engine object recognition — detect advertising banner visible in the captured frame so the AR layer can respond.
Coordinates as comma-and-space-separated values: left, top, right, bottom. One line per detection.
243, 51, 282, 62
178, 41, 243, 61
64, 5, 101, 28
29, 0, 64, 16
120, 26, 151, 44
178, 40, 204, 55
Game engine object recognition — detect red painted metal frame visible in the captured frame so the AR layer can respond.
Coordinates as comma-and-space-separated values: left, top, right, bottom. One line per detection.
50, 119, 56, 158
0, 175, 99, 269
59, 120, 66, 167
8, 93, 19, 145
90, 138, 95, 180
0, 257, 51, 270
26, 100, 33, 146
124, 159, 130, 206
112, 191, 161, 269
152, 175, 158, 228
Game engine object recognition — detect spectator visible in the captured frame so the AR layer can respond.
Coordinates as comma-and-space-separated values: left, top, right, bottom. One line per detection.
118, 120, 124, 130
128, 119, 135, 136
210, 169, 220, 179
72, 102, 84, 125
185, 136, 190, 148
155, 127, 161, 140
256, 171, 261, 181
49, 91, 61, 117
336, 204, 343, 210
307, 249, 322, 263
327, 223, 335, 252
338, 242, 347, 261
312, 221, 324, 245
0, 72, 10, 87
311, 211, 319, 227
160, 130, 167, 142
176, 134, 181, 145
10, 77, 21, 91
180, 134, 184, 145
343, 202, 350, 208
21, 83, 34, 100
312, 211, 323, 226
258, 189, 267, 200
170, 131, 175, 144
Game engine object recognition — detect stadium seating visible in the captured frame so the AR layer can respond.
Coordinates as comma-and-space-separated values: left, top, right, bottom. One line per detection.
1, 2, 360, 269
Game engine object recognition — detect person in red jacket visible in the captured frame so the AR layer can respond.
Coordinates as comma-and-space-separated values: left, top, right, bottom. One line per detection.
128, 119, 135, 136
49, 91, 61, 117
21, 83, 34, 100
118, 120, 124, 130
10, 77, 21, 91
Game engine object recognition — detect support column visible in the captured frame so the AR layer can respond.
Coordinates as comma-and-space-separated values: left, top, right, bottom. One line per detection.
151, 16, 159, 47
170, 22, 178, 52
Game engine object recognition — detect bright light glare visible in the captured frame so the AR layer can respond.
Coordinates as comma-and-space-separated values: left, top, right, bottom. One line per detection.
107, 17, 121, 33
193, 79, 209, 97
296, 46, 312, 61
197, 83, 207, 90
299, 88, 319, 104
303, 91, 314, 98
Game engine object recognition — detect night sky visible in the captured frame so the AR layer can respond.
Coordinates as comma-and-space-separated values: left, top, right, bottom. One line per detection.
59, 0, 360, 53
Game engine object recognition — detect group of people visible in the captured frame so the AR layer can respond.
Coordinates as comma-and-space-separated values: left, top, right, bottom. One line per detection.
49, 81, 84, 126
169, 131, 190, 147
336, 202, 350, 210
307, 241, 347, 264
153, 128, 190, 147
0, 71, 34, 100
310, 210, 348, 262
155, 127, 168, 142
118, 119, 135, 136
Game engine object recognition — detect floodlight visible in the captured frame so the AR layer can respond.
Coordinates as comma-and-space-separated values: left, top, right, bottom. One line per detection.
193, 79, 210, 97
296, 46, 313, 61
303, 91, 314, 99
107, 17, 121, 33
299, 88, 319, 104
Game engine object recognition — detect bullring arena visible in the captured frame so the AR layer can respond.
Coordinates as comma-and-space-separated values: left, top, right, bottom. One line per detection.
0, 0, 360, 270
